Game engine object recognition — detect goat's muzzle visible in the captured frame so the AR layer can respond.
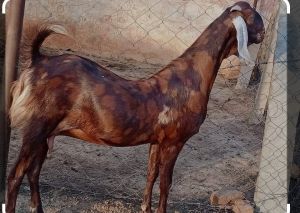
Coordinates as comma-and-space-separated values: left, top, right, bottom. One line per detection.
255, 30, 265, 43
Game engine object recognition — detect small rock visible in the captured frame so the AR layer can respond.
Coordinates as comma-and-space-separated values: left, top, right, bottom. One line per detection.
71, 167, 79, 172
23, 186, 30, 191
210, 190, 245, 206
232, 199, 254, 213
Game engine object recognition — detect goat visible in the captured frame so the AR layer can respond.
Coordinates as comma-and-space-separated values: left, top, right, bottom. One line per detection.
6, 1, 264, 213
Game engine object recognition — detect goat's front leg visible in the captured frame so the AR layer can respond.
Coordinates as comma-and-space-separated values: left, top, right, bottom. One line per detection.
141, 144, 160, 213
156, 143, 184, 213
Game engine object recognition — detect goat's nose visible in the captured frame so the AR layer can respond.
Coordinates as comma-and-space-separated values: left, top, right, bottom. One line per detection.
257, 31, 264, 42
257, 33, 261, 40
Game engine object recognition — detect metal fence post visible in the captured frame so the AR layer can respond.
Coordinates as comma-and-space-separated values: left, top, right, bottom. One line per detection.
0, 0, 25, 204
0, 0, 6, 204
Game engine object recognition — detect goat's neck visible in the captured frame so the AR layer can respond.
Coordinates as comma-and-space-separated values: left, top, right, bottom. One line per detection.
150, 16, 236, 109
180, 17, 236, 97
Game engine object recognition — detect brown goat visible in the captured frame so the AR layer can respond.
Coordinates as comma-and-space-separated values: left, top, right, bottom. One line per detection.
6, 1, 264, 213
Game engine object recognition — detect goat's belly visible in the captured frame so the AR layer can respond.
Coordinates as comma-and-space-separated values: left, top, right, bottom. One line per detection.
60, 129, 153, 147
60, 129, 107, 145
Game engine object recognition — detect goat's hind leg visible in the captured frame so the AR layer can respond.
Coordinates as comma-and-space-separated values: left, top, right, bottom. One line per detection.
6, 143, 34, 213
141, 144, 160, 213
26, 141, 48, 213
6, 129, 49, 213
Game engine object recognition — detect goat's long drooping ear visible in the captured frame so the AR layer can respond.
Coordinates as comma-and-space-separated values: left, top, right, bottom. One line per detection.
232, 16, 254, 65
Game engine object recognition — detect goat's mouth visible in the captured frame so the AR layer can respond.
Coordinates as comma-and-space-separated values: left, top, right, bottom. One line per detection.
248, 33, 264, 44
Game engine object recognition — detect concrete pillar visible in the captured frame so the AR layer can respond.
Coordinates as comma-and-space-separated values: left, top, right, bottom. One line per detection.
254, 3, 288, 212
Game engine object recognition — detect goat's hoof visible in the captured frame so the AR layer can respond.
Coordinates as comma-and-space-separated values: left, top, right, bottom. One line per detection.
29, 205, 44, 213
140, 210, 152, 213
29, 206, 37, 213
47, 152, 52, 159
140, 204, 152, 213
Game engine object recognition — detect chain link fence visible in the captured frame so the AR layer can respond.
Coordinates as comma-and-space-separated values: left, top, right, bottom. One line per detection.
6, 0, 292, 212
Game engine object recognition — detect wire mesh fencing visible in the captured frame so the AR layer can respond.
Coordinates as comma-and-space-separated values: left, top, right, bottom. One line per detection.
6, 0, 292, 212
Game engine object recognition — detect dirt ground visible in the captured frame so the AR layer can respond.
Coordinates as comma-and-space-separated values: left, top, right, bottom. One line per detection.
7, 50, 264, 213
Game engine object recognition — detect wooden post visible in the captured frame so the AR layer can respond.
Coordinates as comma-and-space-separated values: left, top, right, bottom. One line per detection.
253, 0, 259, 9
249, 4, 280, 124
0, 0, 25, 204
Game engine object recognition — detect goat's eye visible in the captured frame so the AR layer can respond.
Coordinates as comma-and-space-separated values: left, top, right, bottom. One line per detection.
247, 15, 255, 24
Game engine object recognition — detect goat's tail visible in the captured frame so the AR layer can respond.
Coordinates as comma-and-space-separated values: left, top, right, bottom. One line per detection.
10, 24, 68, 128
21, 24, 68, 66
